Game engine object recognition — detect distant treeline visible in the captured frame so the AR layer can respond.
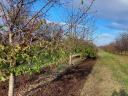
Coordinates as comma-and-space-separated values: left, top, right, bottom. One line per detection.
101, 32, 128, 54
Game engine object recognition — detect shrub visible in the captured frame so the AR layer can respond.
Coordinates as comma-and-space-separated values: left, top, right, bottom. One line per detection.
75, 41, 97, 59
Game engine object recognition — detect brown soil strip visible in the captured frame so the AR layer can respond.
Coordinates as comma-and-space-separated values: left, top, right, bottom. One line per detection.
0, 59, 96, 96
25, 59, 96, 96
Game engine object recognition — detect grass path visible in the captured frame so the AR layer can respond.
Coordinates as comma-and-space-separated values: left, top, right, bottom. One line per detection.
80, 50, 128, 96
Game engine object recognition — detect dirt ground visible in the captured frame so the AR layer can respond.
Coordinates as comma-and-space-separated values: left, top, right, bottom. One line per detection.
25, 59, 96, 96
0, 58, 96, 96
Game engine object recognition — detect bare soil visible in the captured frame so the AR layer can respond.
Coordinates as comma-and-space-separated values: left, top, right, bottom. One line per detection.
0, 59, 96, 96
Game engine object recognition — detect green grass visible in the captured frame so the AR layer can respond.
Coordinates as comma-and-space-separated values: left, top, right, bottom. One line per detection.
98, 50, 128, 92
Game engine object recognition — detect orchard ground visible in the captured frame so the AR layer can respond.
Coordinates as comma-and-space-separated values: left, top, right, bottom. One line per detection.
0, 50, 128, 96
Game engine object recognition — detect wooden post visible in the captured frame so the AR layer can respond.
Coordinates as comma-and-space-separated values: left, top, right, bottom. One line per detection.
69, 53, 72, 65
8, 73, 14, 96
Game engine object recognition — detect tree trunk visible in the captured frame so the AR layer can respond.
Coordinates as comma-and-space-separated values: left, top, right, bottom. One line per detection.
8, 73, 14, 96
8, 21, 14, 96
69, 53, 72, 65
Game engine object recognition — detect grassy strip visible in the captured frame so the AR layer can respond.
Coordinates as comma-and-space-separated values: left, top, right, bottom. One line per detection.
98, 50, 128, 92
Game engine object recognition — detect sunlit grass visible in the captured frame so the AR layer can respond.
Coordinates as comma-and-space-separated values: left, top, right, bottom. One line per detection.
98, 50, 128, 92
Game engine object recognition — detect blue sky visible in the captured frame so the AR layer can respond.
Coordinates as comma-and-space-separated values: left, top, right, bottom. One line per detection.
44, 0, 128, 46
1, 0, 128, 46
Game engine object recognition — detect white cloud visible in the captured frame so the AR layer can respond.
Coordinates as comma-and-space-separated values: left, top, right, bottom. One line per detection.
97, 33, 113, 39
107, 22, 128, 30
62, 0, 128, 30
91, 0, 128, 30
94, 33, 115, 46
